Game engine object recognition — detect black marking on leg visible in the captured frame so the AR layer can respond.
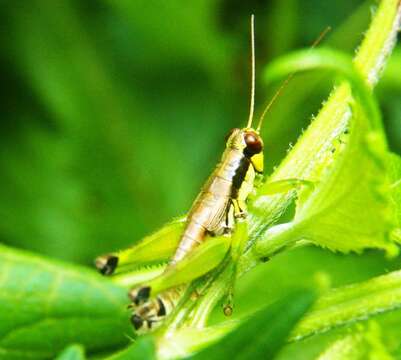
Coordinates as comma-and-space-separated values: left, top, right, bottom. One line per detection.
223, 226, 232, 235
95, 255, 119, 275
131, 314, 143, 330
260, 256, 270, 263
135, 286, 151, 305
157, 297, 166, 316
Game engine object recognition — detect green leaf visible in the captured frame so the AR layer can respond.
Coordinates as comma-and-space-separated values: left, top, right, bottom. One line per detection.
353, 0, 401, 86
240, 0, 401, 273
0, 245, 132, 359
255, 48, 397, 256
387, 153, 401, 243
316, 322, 394, 360
237, 248, 401, 360
316, 334, 367, 360
388, 153, 401, 225
186, 290, 315, 360
55, 344, 85, 360
160, 0, 401, 343
291, 270, 401, 341
105, 337, 155, 360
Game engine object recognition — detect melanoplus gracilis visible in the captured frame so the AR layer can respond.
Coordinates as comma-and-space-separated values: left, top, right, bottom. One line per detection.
95, 16, 326, 331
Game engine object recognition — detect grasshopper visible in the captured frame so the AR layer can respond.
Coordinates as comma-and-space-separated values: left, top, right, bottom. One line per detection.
95, 16, 324, 331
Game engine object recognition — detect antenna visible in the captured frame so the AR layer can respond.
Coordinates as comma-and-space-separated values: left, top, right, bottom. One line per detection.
246, 14, 256, 129
256, 26, 332, 132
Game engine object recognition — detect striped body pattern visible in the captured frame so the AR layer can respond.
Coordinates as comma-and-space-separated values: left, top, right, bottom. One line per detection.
171, 134, 257, 265
130, 128, 264, 330
131, 286, 184, 331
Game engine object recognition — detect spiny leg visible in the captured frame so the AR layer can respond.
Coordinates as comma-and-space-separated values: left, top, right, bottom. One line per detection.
232, 198, 247, 219
128, 235, 231, 305
131, 308, 162, 332
130, 287, 183, 331
95, 219, 184, 276
222, 221, 249, 316
222, 202, 235, 235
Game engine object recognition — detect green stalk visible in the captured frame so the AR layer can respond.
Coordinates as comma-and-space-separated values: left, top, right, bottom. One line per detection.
240, 0, 401, 273
158, 0, 401, 354
291, 270, 401, 341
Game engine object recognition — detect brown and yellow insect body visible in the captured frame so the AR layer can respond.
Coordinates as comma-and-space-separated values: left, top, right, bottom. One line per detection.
170, 128, 263, 265
130, 128, 264, 330
127, 14, 270, 331
95, 15, 330, 332
131, 286, 184, 331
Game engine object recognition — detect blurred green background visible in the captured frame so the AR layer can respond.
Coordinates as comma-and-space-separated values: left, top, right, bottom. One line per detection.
0, 0, 400, 267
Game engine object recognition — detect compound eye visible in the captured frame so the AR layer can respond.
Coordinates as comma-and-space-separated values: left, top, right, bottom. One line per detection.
244, 131, 263, 155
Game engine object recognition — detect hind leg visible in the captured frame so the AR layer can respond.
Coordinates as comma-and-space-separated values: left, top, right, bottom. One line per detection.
232, 198, 247, 219
217, 199, 246, 236
221, 221, 249, 316
130, 287, 184, 332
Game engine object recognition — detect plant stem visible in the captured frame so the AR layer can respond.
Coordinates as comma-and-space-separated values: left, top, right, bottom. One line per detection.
239, 0, 401, 274
291, 270, 401, 341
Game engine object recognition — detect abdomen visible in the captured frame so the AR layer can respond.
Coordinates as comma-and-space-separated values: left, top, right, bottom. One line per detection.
169, 149, 246, 266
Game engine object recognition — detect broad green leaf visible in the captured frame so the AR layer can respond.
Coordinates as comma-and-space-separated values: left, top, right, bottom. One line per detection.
185, 290, 315, 360
261, 104, 395, 254
0, 245, 132, 359
239, 0, 401, 273
316, 322, 393, 360
276, 276, 401, 359
160, 0, 401, 344
239, 249, 401, 360
291, 270, 401, 341
55, 344, 85, 360
255, 49, 397, 256
316, 334, 367, 360
105, 337, 155, 360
